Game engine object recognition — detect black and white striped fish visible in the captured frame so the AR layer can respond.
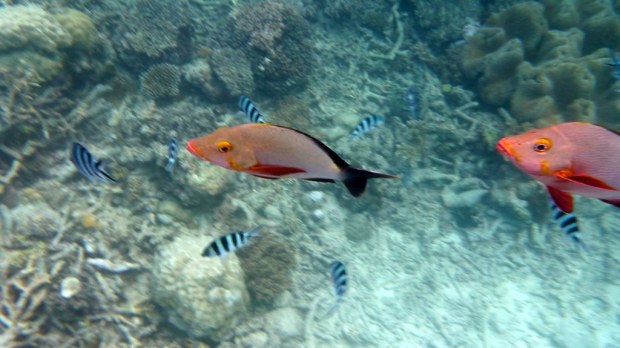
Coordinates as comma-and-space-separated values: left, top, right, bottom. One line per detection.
238, 96, 266, 124
70, 142, 116, 183
165, 138, 178, 173
201, 226, 261, 257
548, 198, 586, 249
324, 260, 347, 317
349, 114, 384, 139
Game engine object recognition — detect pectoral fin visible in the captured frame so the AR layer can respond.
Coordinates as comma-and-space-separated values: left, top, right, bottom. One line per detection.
555, 172, 619, 191
249, 164, 306, 177
547, 186, 574, 213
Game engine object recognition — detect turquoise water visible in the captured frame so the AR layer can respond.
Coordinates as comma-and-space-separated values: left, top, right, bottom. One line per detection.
0, 0, 619, 347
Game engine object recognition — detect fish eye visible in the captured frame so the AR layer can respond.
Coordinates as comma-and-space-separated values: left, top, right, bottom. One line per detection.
533, 138, 552, 152
216, 141, 233, 153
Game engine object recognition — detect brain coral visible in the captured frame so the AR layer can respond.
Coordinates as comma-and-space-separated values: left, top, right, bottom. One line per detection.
139, 63, 181, 99
232, 0, 314, 94
151, 234, 249, 340
461, 0, 620, 126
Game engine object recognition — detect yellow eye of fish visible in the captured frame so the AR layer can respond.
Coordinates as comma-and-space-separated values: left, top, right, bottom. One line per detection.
533, 138, 552, 152
217, 141, 233, 153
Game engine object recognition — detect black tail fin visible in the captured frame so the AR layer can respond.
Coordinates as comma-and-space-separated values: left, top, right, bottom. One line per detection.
343, 167, 398, 197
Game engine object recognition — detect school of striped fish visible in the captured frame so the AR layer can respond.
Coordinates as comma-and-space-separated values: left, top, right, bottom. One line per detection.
68, 94, 619, 324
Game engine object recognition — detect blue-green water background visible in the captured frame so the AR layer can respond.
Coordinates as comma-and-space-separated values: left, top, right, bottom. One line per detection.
0, 0, 619, 347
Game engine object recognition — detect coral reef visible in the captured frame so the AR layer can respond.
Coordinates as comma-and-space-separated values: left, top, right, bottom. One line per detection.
115, 0, 194, 66
183, 59, 225, 101
237, 232, 297, 307
140, 63, 181, 99
231, 1, 314, 94
462, 1, 620, 126
409, 0, 482, 50
151, 234, 249, 340
183, 48, 255, 102
211, 48, 255, 98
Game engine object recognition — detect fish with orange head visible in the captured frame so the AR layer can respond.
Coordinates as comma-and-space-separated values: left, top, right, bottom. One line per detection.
187, 124, 398, 197
496, 122, 620, 213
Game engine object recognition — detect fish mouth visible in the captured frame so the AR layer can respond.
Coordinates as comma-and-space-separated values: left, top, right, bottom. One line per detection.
496, 138, 522, 163
496, 139, 512, 157
186, 140, 204, 159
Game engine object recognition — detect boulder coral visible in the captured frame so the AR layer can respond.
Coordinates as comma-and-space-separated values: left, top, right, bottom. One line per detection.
461, 1, 620, 126
151, 234, 249, 340
0, 5, 113, 82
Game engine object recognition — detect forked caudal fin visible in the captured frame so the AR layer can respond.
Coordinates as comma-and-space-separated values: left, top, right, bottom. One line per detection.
343, 167, 398, 197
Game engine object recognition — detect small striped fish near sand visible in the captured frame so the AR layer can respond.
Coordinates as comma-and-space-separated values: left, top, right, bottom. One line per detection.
324, 260, 347, 318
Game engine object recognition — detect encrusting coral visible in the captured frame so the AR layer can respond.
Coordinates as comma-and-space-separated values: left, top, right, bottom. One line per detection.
461, 1, 620, 126
237, 232, 296, 307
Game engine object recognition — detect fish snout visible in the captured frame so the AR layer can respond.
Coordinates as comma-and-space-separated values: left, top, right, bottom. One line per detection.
496, 138, 512, 157
496, 138, 523, 164
186, 140, 204, 159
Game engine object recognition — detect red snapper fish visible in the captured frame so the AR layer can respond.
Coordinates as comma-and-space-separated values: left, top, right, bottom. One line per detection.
187, 124, 397, 197
496, 122, 620, 213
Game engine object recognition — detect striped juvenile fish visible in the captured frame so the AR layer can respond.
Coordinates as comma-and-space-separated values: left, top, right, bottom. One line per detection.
201, 226, 261, 257
608, 48, 620, 80
165, 138, 178, 173
548, 198, 586, 249
324, 260, 347, 318
238, 96, 266, 124
70, 142, 116, 183
349, 114, 384, 139
405, 87, 420, 120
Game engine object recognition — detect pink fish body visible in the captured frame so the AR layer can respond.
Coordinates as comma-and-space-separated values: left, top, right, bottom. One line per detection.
186, 123, 396, 197
496, 122, 620, 212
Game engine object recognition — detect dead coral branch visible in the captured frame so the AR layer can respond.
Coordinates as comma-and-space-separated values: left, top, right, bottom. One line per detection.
0, 255, 53, 347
